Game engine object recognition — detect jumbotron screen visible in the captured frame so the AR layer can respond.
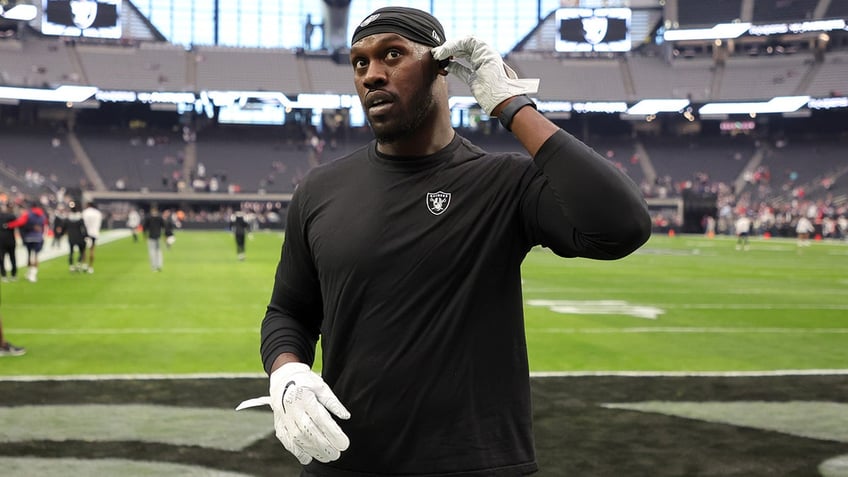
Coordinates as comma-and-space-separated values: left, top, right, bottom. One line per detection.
556, 7, 631, 53
41, 0, 121, 39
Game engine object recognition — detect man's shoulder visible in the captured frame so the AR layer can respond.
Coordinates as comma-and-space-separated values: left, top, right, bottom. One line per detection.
456, 134, 530, 163
301, 144, 370, 184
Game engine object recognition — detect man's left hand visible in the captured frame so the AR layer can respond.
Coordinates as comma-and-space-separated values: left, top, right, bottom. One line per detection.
432, 36, 539, 115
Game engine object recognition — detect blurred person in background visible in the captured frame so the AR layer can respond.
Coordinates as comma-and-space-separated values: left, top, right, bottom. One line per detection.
796, 214, 815, 247
126, 207, 141, 242
735, 212, 752, 251
163, 209, 178, 249
64, 202, 88, 272
0, 202, 18, 282
229, 208, 249, 261
142, 206, 167, 271
4, 200, 48, 282
243, 6, 651, 476
81, 202, 103, 274
51, 204, 67, 249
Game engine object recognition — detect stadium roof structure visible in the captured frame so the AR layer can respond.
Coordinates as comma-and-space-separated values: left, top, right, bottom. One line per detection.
0, 0, 846, 122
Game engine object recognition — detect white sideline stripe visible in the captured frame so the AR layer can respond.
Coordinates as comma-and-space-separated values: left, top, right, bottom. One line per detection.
12, 328, 257, 335
524, 288, 848, 297
0, 373, 268, 382
3, 369, 848, 382
14, 229, 132, 265
13, 326, 848, 336
531, 369, 848, 377
674, 304, 848, 310
11, 303, 848, 310
532, 327, 848, 334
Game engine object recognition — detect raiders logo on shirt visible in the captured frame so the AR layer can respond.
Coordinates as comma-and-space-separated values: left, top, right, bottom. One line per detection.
426, 191, 451, 216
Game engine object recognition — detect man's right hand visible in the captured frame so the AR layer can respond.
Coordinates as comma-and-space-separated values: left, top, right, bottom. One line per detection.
269, 362, 351, 465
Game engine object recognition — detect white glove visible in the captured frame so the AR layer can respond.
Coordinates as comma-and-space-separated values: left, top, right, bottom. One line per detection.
236, 362, 351, 465
432, 36, 539, 115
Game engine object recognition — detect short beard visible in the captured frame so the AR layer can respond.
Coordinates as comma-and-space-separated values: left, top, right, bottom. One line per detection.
372, 88, 436, 145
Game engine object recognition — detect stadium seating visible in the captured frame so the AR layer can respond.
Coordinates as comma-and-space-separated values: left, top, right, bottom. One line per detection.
752, 0, 819, 22
720, 55, 811, 100
806, 50, 848, 97
0, 2, 846, 228
0, 126, 84, 191
194, 46, 302, 93
0, 37, 78, 87
511, 54, 628, 101
74, 127, 187, 192
677, 0, 743, 27
627, 55, 713, 102
640, 134, 756, 191
75, 41, 189, 91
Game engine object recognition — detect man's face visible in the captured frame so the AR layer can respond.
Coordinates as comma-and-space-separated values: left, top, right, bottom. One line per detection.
350, 33, 438, 144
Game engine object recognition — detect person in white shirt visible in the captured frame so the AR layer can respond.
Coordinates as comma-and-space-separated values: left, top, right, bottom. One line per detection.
126, 208, 141, 242
735, 213, 752, 251
81, 202, 103, 273
795, 215, 815, 247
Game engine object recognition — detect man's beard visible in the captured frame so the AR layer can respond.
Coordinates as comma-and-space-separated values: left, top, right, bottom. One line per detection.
371, 88, 436, 145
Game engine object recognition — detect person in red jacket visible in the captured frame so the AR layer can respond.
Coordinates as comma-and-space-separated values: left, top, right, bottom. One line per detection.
4, 201, 48, 283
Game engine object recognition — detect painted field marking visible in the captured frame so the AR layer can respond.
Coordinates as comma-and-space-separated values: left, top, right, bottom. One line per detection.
529, 327, 848, 334
601, 401, 848, 443
526, 299, 848, 313
11, 325, 848, 337
527, 299, 664, 319
523, 287, 848, 296
15, 229, 132, 265
3, 369, 848, 382
12, 327, 258, 335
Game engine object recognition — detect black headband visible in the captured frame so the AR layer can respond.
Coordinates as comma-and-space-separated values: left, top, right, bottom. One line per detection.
351, 6, 446, 48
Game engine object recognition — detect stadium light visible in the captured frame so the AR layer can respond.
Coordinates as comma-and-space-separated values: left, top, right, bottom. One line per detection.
0, 85, 98, 103
808, 97, 848, 110
663, 22, 751, 41
572, 101, 628, 114
698, 96, 810, 116
626, 99, 690, 116
0, 1, 37, 21
749, 18, 846, 36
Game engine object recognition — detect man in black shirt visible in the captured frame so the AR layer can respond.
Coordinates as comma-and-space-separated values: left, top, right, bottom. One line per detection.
0, 202, 17, 282
142, 207, 167, 271
244, 6, 651, 476
229, 210, 249, 261
64, 202, 87, 272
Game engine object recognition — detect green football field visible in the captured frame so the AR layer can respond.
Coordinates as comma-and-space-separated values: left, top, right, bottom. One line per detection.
2, 230, 848, 477
2, 230, 847, 376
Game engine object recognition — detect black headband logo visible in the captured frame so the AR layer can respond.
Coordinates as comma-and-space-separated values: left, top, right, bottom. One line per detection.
359, 14, 380, 28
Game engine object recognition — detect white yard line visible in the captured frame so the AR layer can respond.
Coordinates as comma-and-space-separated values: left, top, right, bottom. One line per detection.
2, 369, 848, 382
531, 369, 848, 377
12, 327, 257, 334
14, 229, 133, 265
530, 327, 848, 334
11, 325, 848, 336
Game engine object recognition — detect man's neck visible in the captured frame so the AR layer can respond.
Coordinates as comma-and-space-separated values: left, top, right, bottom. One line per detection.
376, 125, 455, 157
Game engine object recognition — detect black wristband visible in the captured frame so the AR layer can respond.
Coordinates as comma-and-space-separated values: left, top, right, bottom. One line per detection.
498, 95, 536, 132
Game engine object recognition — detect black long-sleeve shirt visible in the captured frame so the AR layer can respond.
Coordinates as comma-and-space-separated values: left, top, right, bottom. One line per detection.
142, 214, 167, 240
64, 212, 87, 246
261, 130, 650, 476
